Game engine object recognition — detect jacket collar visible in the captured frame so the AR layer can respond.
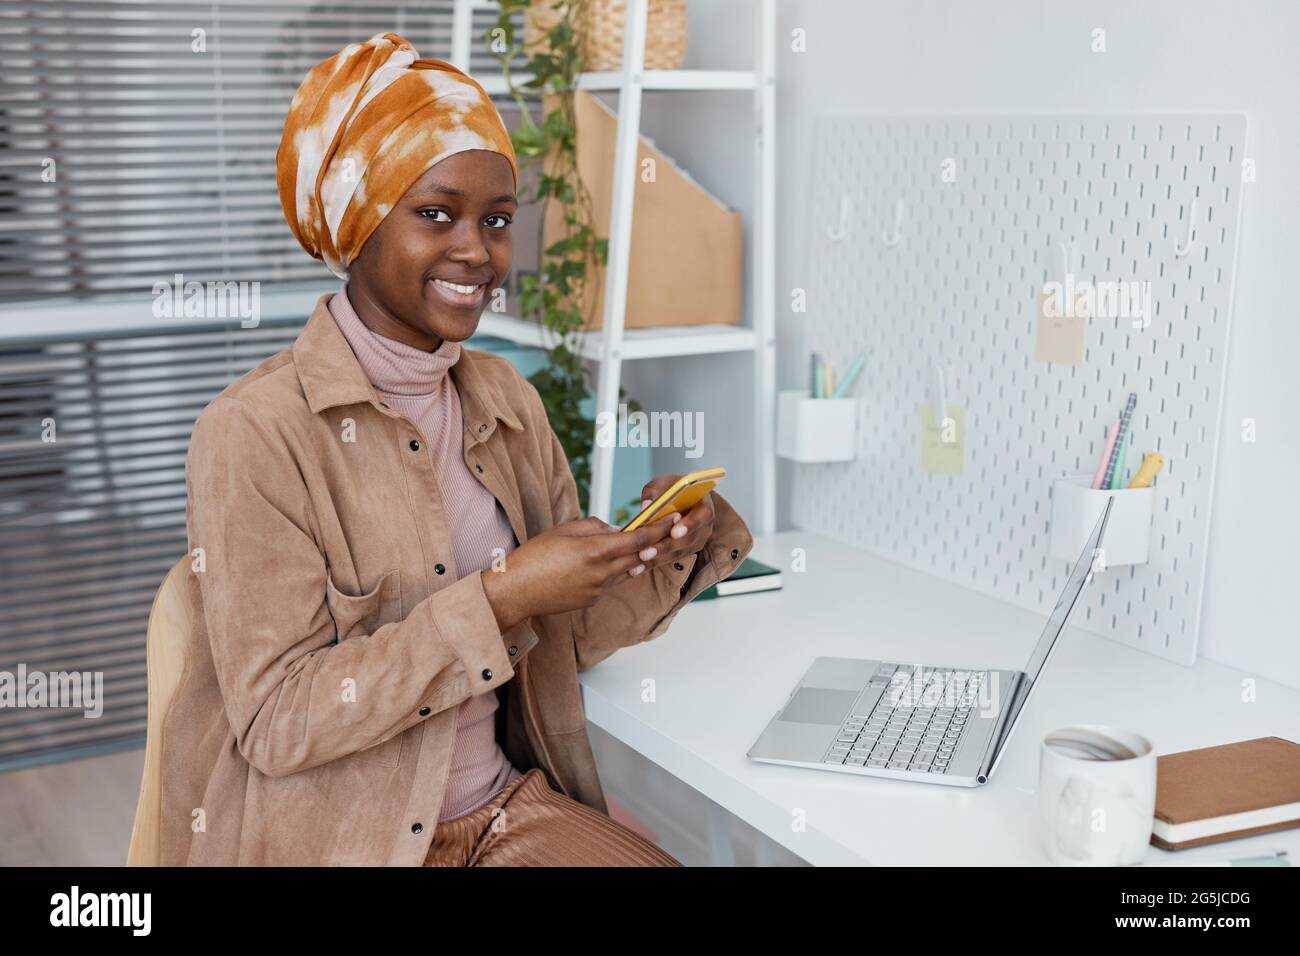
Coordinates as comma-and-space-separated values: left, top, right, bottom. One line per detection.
294, 293, 524, 438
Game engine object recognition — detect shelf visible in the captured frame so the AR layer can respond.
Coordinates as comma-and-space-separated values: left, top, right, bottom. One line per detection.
475, 314, 757, 360
476, 70, 758, 97
458, 0, 777, 530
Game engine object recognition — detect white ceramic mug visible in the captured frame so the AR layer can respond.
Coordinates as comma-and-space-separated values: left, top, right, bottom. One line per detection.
1038, 725, 1156, 866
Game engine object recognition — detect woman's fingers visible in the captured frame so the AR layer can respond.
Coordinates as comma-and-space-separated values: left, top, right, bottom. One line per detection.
607, 550, 648, 579
579, 507, 696, 582
664, 495, 714, 545
640, 474, 682, 503
566, 515, 618, 536
586, 520, 669, 564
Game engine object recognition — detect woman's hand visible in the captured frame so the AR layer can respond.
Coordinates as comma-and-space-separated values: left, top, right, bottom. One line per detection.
632, 473, 717, 572
480, 516, 674, 631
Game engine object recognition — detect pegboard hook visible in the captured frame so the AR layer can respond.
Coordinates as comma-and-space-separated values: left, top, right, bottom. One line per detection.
1174, 195, 1198, 257
930, 361, 947, 427
1056, 240, 1073, 281
827, 194, 850, 242
882, 197, 905, 246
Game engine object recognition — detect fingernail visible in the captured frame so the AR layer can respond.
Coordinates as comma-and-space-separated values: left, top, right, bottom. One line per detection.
641, 499, 651, 509
639, 547, 657, 561
672, 523, 688, 539
630, 564, 646, 576
670, 512, 682, 523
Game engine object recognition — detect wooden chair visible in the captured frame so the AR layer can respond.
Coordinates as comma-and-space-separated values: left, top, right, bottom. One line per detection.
126, 556, 194, 866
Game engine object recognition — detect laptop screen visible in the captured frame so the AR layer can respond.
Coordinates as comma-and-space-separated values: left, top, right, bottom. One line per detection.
981, 498, 1113, 780
1021, 498, 1113, 689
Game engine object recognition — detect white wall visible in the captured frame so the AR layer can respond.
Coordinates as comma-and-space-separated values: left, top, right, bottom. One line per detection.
631, 0, 1298, 684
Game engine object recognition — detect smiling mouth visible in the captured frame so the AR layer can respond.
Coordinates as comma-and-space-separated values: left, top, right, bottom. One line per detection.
429, 277, 487, 307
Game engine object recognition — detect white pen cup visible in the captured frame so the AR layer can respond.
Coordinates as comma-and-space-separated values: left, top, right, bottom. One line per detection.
1038, 725, 1157, 866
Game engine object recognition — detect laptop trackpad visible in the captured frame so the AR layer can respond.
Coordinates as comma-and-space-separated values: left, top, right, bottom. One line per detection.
779, 687, 858, 725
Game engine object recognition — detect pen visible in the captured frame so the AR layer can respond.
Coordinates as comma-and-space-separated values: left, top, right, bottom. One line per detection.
1139, 850, 1289, 867
1101, 393, 1138, 490
1107, 392, 1138, 489
1091, 417, 1120, 489
1107, 431, 1129, 490
1128, 452, 1165, 489
832, 352, 868, 398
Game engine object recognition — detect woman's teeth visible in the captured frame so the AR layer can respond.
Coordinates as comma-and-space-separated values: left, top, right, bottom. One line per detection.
430, 277, 485, 306
434, 279, 481, 295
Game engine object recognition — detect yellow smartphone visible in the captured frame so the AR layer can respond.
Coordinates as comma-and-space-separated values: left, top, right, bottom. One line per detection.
621, 467, 726, 532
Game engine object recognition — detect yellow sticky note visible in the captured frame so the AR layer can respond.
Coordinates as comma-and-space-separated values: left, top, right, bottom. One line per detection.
920, 403, 966, 476
1033, 286, 1088, 366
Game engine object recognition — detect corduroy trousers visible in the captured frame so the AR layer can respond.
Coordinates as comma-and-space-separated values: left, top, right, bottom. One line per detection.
422, 767, 681, 867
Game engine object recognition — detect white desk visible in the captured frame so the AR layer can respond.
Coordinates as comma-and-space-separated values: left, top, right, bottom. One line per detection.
579, 532, 1300, 866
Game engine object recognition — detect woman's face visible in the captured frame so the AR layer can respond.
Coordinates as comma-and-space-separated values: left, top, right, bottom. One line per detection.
345, 149, 517, 351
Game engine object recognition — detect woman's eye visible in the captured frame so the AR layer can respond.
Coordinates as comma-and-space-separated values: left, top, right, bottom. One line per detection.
417, 209, 510, 229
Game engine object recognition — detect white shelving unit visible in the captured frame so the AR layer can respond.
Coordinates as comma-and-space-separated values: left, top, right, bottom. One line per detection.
452, 0, 776, 533
477, 314, 757, 361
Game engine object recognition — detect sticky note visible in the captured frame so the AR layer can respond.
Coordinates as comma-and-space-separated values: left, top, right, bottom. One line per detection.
920, 403, 966, 476
1033, 286, 1088, 366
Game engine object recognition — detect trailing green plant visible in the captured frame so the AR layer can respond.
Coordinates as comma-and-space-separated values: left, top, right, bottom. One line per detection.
485, 0, 641, 521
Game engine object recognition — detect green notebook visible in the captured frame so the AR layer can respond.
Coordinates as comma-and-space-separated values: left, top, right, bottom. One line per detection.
693, 557, 781, 601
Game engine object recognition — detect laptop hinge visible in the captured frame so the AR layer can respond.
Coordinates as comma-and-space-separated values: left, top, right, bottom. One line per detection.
974, 671, 1025, 784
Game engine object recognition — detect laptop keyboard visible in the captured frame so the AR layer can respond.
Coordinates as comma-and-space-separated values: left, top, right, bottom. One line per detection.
822, 664, 985, 775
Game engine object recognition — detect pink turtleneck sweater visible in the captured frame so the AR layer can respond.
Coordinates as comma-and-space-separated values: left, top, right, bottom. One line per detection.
328, 287, 523, 822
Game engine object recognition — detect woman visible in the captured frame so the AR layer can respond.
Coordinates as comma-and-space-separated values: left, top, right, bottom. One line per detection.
160, 33, 753, 866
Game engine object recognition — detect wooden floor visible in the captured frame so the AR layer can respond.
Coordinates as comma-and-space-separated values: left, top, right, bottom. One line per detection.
1, 732, 806, 867
0, 748, 145, 867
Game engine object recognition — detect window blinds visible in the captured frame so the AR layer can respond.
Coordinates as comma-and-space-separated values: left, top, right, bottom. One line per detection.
0, 322, 304, 767
0, 0, 516, 302
0, 0, 520, 770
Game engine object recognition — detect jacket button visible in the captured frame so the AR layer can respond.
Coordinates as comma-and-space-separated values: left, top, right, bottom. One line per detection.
731, 548, 740, 559
419, 706, 431, 716
435, 563, 446, 575
475, 463, 484, 473
482, 668, 493, 681
409, 439, 421, 452
411, 822, 423, 834
674, 562, 684, 571
479, 423, 488, 432
508, 645, 518, 656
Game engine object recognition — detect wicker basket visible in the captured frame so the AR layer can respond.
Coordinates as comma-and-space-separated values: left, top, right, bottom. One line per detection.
524, 0, 688, 72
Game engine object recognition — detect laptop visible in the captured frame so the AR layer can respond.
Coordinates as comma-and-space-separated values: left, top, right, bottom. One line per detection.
747, 499, 1113, 787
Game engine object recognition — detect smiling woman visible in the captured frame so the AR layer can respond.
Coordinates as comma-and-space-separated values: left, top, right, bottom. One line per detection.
275, 32, 519, 349
344, 153, 517, 349
160, 31, 755, 867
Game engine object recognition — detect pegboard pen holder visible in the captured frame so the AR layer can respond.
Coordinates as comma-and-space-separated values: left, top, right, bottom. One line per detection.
777, 389, 857, 463
1050, 475, 1154, 567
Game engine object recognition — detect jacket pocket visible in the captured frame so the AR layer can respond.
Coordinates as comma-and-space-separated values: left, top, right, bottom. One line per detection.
325, 568, 402, 640
325, 569, 404, 768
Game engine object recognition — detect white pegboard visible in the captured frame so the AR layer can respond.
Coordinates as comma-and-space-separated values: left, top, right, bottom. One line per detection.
794, 114, 1248, 666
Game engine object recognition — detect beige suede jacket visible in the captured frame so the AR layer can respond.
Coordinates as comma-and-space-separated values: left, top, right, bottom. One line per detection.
162, 294, 754, 865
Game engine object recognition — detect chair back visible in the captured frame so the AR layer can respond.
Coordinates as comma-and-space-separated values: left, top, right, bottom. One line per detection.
126, 556, 195, 866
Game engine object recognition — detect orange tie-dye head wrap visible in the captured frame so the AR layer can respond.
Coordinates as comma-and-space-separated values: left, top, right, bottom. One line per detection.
276, 32, 519, 278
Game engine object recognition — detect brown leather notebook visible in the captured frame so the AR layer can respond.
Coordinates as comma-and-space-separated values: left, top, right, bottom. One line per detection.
1152, 736, 1300, 850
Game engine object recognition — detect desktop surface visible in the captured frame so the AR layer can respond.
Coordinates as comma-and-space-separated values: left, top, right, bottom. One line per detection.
578, 531, 1300, 866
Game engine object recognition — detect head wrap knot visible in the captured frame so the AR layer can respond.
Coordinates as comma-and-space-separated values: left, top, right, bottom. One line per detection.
276, 32, 518, 278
